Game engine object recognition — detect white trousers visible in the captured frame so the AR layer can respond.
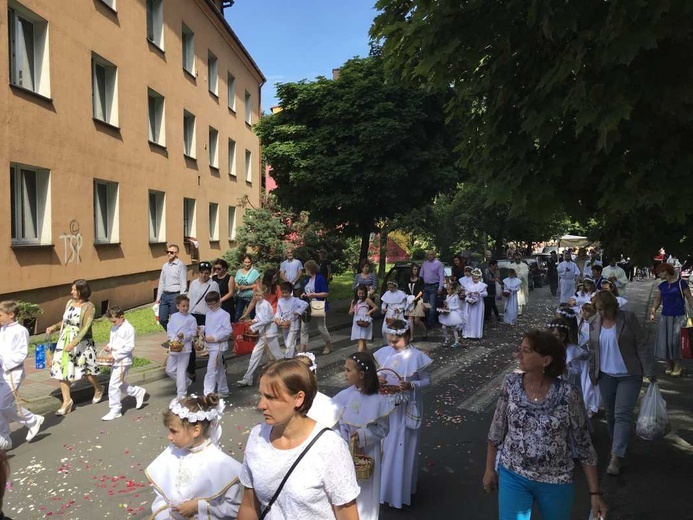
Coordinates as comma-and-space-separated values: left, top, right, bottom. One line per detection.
108, 364, 144, 413
0, 370, 37, 441
242, 335, 284, 382
282, 328, 300, 358
204, 350, 229, 396
166, 352, 191, 398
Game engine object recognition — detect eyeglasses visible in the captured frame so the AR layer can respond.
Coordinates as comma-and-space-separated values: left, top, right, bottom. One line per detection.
213, 267, 222, 272
166, 251, 176, 255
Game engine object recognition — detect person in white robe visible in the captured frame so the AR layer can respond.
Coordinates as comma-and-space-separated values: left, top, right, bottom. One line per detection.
146, 395, 242, 519
166, 296, 199, 398
334, 352, 395, 520
502, 271, 522, 325
295, 352, 343, 428
602, 258, 629, 296
577, 304, 600, 416
510, 254, 530, 315
202, 293, 232, 396
463, 269, 487, 339
381, 282, 408, 338
558, 255, 580, 304
375, 319, 432, 509
0, 301, 44, 449
601, 280, 628, 309
574, 279, 596, 308
458, 267, 473, 318
274, 282, 309, 358
349, 284, 379, 352
438, 283, 465, 347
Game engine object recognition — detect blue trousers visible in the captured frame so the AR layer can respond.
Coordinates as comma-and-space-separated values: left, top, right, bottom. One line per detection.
598, 373, 642, 457
158, 292, 178, 331
422, 283, 439, 325
498, 465, 574, 520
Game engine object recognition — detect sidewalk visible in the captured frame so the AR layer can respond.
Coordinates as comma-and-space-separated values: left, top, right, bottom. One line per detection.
19, 299, 355, 415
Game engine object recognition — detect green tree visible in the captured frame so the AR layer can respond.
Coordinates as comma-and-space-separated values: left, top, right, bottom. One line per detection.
372, 0, 693, 258
223, 206, 287, 273
255, 54, 459, 263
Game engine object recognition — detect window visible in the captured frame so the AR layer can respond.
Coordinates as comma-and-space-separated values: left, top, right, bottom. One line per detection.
10, 163, 50, 245
93, 179, 119, 244
209, 203, 219, 241
208, 51, 218, 95
148, 88, 165, 145
208, 127, 219, 168
148, 190, 165, 242
183, 110, 196, 158
228, 138, 236, 177
182, 24, 195, 74
8, 3, 50, 97
244, 90, 252, 124
92, 53, 118, 126
245, 149, 252, 182
100, 0, 116, 9
183, 198, 196, 238
146, 0, 164, 49
227, 73, 236, 111
228, 206, 237, 241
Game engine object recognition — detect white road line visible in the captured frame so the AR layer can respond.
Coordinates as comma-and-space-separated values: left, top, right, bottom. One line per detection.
456, 361, 518, 413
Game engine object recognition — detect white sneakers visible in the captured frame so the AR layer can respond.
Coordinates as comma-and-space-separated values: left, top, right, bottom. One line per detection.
26, 415, 45, 442
135, 388, 147, 409
237, 379, 252, 387
101, 411, 123, 421
0, 437, 12, 451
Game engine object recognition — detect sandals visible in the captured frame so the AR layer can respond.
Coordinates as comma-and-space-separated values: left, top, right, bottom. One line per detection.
322, 347, 332, 355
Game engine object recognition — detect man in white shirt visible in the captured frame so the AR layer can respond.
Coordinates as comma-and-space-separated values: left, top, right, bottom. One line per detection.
602, 258, 629, 295
280, 248, 304, 295
156, 244, 188, 331
557, 254, 580, 304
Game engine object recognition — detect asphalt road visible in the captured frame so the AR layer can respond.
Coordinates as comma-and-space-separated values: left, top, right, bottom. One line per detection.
1, 285, 612, 519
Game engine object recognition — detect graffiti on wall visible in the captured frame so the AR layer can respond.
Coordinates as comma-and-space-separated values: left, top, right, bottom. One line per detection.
58, 220, 83, 265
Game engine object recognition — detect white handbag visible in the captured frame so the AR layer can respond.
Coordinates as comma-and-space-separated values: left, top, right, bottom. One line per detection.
310, 300, 326, 317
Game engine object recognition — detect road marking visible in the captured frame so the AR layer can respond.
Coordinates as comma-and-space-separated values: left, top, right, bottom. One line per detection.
456, 361, 518, 413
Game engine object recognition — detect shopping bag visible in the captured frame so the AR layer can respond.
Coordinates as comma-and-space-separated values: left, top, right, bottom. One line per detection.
635, 383, 670, 440
35, 344, 46, 369
681, 326, 693, 359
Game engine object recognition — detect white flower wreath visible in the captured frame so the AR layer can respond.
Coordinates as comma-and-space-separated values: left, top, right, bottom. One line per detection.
296, 352, 317, 372
168, 395, 225, 423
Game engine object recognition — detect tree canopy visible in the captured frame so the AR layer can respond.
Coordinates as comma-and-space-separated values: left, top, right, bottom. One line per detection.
371, 0, 693, 259
255, 54, 459, 260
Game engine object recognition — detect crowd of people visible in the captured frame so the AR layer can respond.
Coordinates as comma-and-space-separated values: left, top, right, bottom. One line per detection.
1, 241, 689, 519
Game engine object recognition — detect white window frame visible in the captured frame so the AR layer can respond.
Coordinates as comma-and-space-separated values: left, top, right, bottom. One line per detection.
183, 110, 196, 158
91, 52, 119, 127
244, 149, 252, 183
148, 88, 165, 146
183, 198, 196, 238
209, 127, 219, 168
10, 163, 51, 245
100, 0, 116, 10
244, 90, 252, 124
148, 190, 166, 243
8, 2, 51, 97
208, 51, 218, 95
182, 23, 195, 75
228, 206, 237, 241
228, 138, 237, 177
93, 179, 119, 244
227, 73, 236, 111
209, 202, 219, 241
146, 0, 164, 50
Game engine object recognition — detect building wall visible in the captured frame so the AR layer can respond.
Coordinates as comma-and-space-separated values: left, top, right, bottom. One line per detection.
0, 0, 264, 328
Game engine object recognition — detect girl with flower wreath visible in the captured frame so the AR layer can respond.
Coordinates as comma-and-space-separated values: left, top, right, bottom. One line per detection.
463, 269, 488, 339
146, 394, 242, 519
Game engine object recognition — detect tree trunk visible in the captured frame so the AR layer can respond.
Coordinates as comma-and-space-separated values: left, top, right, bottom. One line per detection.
358, 224, 372, 269
379, 228, 388, 278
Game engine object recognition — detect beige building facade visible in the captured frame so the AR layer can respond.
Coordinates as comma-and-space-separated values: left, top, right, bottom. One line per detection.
0, 0, 264, 328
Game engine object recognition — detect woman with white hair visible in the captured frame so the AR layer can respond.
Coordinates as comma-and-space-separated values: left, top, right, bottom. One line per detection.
463, 269, 488, 339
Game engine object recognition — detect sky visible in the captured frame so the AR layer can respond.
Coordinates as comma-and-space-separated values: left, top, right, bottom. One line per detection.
224, 0, 377, 111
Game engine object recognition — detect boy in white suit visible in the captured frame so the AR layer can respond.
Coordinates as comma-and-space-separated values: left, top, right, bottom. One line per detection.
202, 292, 232, 397
275, 282, 309, 358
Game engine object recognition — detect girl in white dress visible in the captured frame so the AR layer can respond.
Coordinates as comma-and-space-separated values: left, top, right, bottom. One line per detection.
575, 279, 596, 308
602, 280, 628, 308
463, 269, 488, 339
146, 394, 242, 519
349, 284, 378, 352
457, 266, 473, 319
381, 281, 408, 338
438, 282, 464, 348
547, 317, 587, 395
578, 303, 601, 416
334, 352, 395, 520
502, 269, 522, 325
374, 319, 432, 509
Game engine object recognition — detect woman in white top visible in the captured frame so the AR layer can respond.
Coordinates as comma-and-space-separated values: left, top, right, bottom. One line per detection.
238, 359, 359, 520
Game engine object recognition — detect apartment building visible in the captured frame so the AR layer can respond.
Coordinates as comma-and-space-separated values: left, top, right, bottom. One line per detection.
0, 0, 265, 328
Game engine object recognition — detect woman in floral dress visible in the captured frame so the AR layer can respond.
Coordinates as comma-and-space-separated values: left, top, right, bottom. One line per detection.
46, 279, 103, 415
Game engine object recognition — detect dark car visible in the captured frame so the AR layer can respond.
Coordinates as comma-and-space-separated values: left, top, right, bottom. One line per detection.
380, 261, 451, 295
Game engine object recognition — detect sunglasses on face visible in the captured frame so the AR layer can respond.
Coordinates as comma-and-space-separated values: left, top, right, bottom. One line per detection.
167, 251, 176, 255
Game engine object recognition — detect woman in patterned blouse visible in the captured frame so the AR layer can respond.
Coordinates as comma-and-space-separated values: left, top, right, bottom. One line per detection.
483, 330, 607, 520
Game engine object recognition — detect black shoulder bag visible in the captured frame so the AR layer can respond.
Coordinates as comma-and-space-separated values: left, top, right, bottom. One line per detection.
259, 427, 330, 519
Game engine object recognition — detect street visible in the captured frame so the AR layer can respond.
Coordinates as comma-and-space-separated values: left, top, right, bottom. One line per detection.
4, 282, 693, 519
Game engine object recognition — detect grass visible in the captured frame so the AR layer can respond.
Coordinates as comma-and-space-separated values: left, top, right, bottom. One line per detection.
92, 306, 162, 343
98, 356, 151, 375
330, 272, 356, 300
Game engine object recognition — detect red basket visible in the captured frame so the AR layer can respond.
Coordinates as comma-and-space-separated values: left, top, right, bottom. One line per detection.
232, 322, 255, 355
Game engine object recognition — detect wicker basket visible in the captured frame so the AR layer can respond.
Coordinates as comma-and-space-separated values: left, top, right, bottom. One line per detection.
243, 331, 260, 342
193, 335, 206, 352
169, 340, 184, 353
436, 308, 450, 314
502, 290, 511, 297
95, 348, 115, 367
278, 320, 292, 329
377, 367, 403, 395
356, 316, 372, 328
350, 436, 374, 480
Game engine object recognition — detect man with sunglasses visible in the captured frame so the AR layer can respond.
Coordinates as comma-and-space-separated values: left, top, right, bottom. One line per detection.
156, 244, 189, 332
